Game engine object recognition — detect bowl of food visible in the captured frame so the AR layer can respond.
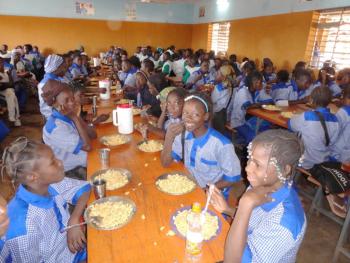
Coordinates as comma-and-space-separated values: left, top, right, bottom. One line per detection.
261, 105, 282, 111
280, 111, 295, 119
100, 134, 131, 148
137, 140, 164, 153
91, 168, 131, 190
84, 196, 136, 230
155, 172, 197, 195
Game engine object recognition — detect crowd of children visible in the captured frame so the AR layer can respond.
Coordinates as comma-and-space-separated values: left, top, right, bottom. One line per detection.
0, 42, 349, 262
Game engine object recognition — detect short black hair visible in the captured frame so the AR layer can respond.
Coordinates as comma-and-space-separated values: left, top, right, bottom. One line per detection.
246, 70, 263, 88
294, 69, 312, 82
277, 70, 290, 83
311, 87, 332, 107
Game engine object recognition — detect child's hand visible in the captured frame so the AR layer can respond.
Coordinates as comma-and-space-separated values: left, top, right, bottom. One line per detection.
240, 185, 277, 209
166, 122, 184, 139
67, 224, 86, 253
160, 101, 167, 113
209, 186, 232, 214
0, 204, 9, 237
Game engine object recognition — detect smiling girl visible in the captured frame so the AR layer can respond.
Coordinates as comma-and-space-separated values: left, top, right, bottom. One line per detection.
161, 92, 241, 196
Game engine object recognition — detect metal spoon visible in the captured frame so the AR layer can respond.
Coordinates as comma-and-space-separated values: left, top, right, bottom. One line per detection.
59, 216, 102, 233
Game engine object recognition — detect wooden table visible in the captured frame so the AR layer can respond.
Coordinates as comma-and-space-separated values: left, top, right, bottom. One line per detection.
247, 103, 339, 129
87, 115, 229, 262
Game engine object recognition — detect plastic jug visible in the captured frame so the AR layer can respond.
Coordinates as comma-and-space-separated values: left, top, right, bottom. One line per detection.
112, 104, 133, 134
99, 80, 111, 100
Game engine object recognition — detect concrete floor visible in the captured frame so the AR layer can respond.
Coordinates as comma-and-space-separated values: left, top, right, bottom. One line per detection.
0, 98, 349, 263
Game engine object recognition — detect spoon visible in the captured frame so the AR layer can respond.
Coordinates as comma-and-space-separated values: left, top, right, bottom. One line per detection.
59, 216, 102, 233
201, 184, 214, 223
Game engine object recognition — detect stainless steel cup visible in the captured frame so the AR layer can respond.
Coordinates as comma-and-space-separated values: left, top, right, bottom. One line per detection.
99, 148, 110, 169
93, 178, 106, 199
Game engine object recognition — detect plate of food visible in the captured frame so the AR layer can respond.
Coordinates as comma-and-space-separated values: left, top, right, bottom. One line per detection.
91, 168, 131, 190
280, 111, 295, 119
155, 172, 196, 195
100, 134, 131, 147
137, 140, 164, 153
262, 105, 282, 111
84, 196, 136, 230
170, 206, 222, 241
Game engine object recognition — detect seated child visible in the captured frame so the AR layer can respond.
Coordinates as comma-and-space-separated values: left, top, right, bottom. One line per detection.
272, 69, 312, 105
313, 66, 342, 97
210, 129, 306, 263
331, 84, 350, 163
38, 54, 67, 119
209, 57, 222, 81
211, 65, 233, 134
69, 54, 86, 81
1, 137, 90, 263
150, 51, 161, 71
185, 60, 213, 90
0, 58, 21, 126
288, 87, 340, 170
161, 52, 173, 76
42, 80, 92, 180
118, 59, 138, 100
161, 92, 241, 198
182, 55, 200, 84
227, 71, 268, 145
261, 59, 276, 84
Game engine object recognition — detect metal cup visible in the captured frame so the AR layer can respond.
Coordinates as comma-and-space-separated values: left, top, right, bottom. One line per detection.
99, 148, 110, 169
93, 178, 106, 199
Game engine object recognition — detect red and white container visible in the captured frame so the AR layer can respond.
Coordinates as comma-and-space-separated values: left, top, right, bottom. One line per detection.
112, 104, 133, 134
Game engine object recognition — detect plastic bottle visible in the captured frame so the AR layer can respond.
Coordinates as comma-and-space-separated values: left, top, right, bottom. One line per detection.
185, 202, 203, 260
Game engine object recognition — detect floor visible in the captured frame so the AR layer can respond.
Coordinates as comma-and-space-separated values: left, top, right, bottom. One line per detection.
0, 97, 348, 263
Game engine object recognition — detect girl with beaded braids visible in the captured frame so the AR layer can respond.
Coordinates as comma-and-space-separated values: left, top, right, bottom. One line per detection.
209, 129, 306, 263
1, 137, 90, 263
161, 92, 241, 199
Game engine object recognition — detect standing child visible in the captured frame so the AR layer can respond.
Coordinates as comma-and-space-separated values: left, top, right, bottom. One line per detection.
1, 137, 90, 262
210, 129, 306, 263
69, 54, 85, 81
42, 80, 91, 180
313, 66, 342, 97
161, 93, 241, 198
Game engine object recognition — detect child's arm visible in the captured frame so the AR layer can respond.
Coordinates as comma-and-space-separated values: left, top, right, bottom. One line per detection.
69, 114, 92, 151
160, 123, 184, 167
157, 102, 167, 129
67, 190, 90, 253
224, 185, 275, 263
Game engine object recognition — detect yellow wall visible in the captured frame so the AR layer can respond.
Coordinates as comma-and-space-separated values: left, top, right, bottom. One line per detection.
191, 12, 314, 71
0, 15, 193, 56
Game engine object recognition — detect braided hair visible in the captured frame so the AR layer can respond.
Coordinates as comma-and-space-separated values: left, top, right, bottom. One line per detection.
249, 129, 304, 185
1, 137, 42, 185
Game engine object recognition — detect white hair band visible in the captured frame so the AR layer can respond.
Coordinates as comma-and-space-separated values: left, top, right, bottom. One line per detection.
184, 95, 209, 112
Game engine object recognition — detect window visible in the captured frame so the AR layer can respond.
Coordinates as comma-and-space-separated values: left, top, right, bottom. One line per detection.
208, 22, 230, 55
308, 8, 350, 69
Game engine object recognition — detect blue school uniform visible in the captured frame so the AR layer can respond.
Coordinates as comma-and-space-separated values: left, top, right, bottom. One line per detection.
43, 109, 87, 172
171, 127, 241, 188
121, 68, 137, 87
288, 107, 340, 169
0, 238, 12, 263
331, 106, 350, 162
4, 178, 90, 263
211, 82, 231, 113
271, 81, 295, 102
242, 184, 306, 263
186, 70, 214, 90
262, 72, 277, 83
81, 65, 89, 76
37, 73, 66, 119
69, 63, 84, 79
209, 67, 220, 81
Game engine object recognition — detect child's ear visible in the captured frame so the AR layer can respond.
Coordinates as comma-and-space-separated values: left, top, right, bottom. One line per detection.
204, 112, 210, 122
283, 164, 292, 177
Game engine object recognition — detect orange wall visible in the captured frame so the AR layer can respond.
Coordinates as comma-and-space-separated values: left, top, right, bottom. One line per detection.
0, 15, 193, 56
191, 12, 314, 71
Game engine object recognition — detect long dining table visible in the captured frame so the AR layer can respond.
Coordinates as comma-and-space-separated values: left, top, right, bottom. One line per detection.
85, 93, 229, 262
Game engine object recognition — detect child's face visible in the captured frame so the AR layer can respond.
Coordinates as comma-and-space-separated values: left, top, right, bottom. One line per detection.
33, 145, 65, 185
264, 65, 273, 75
122, 61, 130, 72
74, 57, 82, 66
182, 99, 209, 133
55, 89, 75, 115
73, 90, 82, 105
296, 76, 311, 90
200, 62, 209, 73
154, 53, 160, 60
245, 144, 279, 188
214, 59, 222, 69
65, 57, 73, 67
136, 73, 147, 88
215, 71, 225, 83
252, 79, 263, 91
166, 93, 184, 118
